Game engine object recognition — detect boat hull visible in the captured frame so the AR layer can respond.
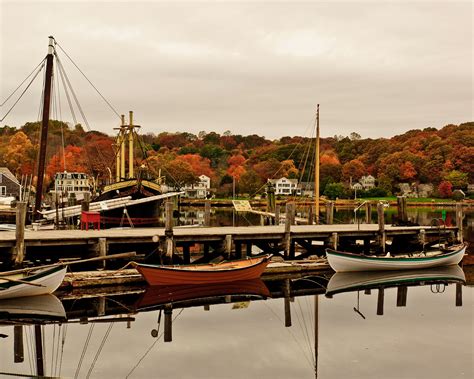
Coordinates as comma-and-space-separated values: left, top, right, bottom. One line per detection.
0, 266, 67, 300
135, 255, 271, 285
326, 244, 466, 273
326, 265, 466, 296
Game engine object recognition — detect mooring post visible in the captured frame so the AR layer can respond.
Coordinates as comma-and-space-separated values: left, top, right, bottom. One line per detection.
204, 201, 211, 227
98, 238, 107, 269
275, 204, 280, 226
326, 201, 334, 225
419, 229, 426, 248
14, 326, 24, 363
396, 286, 407, 307
376, 288, 385, 316
182, 244, 191, 264
455, 283, 462, 306
13, 201, 27, 266
34, 325, 44, 376
332, 232, 338, 250
245, 242, 251, 257
455, 203, 463, 243
164, 304, 173, 342
283, 279, 292, 327
235, 241, 242, 259
284, 203, 294, 259
164, 201, 174, 258
225, 234, 233, 258
82, 192, 90, 212
397, 196, 407, 223
365, 201, 372, 224
377, 202, 386, 253
307, 205, 313, 225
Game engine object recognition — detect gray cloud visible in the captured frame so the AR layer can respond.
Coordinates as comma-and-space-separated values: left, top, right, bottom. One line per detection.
1, 1, 472, 139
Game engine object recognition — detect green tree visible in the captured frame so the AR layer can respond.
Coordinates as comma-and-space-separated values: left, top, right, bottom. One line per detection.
324, 182, 347, 200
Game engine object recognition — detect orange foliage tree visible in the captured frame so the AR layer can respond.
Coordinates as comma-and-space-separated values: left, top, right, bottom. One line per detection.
46, 145, 88, 179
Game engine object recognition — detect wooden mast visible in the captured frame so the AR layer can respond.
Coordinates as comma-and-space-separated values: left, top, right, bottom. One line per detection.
34, 36, 55, 219
314, 104, 320, 224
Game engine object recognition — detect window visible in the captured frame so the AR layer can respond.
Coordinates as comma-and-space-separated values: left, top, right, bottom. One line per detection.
0, 186, 6, 196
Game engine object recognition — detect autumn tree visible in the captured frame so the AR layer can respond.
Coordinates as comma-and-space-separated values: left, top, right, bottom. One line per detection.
46, 145, 87, 179
4, 131, 36, 176
342, 159, 366, 182
438, 181, 453, 198
443, 170, 468, 189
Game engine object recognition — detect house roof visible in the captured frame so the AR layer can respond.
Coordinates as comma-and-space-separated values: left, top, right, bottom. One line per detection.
0, 167, 19, 184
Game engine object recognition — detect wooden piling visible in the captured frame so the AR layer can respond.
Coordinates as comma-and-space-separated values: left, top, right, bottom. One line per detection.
14, 326, 24, 363
455, 283, 462, 306
307, 205, 313, 225
204, 201, 211, 227
365, 202, 372, 224
34, 325, 44, 376
97, 238, 108, 269
396, 286, 407, 307
164, 201, 174, 258
82, 192, 90, 212
225, 234, 232, 257
275, 204, 280, 226
376, 288, 384, 315
377, 202, 386, 253
332, 232, 338, 250
397, 196, 407, 223
326, 201, 334, 225
13, 201, 27, 266
183, 244, 191, 264
419, 229, 426, 247
164, 305, 172, 342
284, 203, 295, 259
455, 203, 463, 243
283, 279, 292, 327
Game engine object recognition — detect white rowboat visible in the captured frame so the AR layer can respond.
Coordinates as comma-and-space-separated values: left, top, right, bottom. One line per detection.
326, 243, 467, 273
0, 265, 67, 300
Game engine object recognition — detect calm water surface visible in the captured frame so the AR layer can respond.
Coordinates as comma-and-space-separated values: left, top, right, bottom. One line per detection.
0, 280, 472, 379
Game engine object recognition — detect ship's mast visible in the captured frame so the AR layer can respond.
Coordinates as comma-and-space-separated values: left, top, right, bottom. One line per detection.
314, 104, 320, 224
34, 36, 55, 219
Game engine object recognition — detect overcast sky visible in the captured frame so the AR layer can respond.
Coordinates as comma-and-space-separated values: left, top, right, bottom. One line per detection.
0, 1, 472, 140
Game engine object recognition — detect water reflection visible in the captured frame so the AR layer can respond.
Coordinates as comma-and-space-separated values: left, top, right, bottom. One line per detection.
0, 268, 472, 379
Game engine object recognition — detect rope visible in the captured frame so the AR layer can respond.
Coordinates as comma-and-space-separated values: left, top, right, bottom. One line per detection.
85, 322, 115, 378
55, 41, 122, 120
0, 59, 45, 122
74, 323, 95, 379
0, 57, 46, 106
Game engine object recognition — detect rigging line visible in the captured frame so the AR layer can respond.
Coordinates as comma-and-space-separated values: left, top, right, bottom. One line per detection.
55, 59, 66, 171
261, 301, 314, 369
0, 60, 45, 122
74, 323, 96, 379
0, 57, 46, 106
56, 55, 78, 125
126, 308, 185, 379
296, 297, 315, 366
56, 55, 109, 170
85, 322, 115, 379
59, 324, 68, 377
55, 41, 121, 119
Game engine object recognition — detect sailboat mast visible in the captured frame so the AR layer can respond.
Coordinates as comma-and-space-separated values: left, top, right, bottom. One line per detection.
34, 36, 55, 219
314, 104, 320, 224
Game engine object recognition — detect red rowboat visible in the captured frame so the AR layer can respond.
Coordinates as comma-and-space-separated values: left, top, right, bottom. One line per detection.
133, 255, 272, 286
135, 279, 271, 311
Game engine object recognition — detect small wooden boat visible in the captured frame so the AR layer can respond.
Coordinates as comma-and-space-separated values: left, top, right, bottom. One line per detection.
326, 243, 466, 273
326, 265, 466, 296
136, 279, 271, 311
134, 255, 272, 286
0, 265, 67, 300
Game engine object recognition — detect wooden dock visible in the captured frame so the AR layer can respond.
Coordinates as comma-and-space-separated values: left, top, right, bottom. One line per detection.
0, 223, 459, 264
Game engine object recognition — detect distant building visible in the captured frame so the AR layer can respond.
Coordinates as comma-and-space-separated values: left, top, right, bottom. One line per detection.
0, 167, 21, 198
297, 182, 314, 197
352, 182, 363, 191
182, 174, 211, 199
268, 177, 298, 195
50, 172, 91, 202
360, 175, 375, 190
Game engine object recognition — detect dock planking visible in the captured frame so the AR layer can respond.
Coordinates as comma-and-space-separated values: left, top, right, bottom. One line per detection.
0, 223, 457, 249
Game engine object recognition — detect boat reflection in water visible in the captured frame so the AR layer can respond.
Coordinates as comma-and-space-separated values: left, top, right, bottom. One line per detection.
325, 265, 466, 317
0, 294, 66, 323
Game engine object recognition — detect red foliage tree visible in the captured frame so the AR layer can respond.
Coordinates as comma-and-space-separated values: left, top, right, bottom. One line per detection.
438, 181, 453, 198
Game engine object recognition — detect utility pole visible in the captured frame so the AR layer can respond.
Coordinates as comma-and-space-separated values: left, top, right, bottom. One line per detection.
34, 36, 55, 219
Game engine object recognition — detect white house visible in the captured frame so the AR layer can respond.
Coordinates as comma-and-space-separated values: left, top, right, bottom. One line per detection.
182, 174, 211, 199
268, 177, 298, 195
50, 172, 91, 202
351, 175, 376, 191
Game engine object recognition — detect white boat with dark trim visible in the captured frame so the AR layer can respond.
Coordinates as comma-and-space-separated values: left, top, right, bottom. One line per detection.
326, 265, 466, 296
326, 243, 467, 273
0, 265, 67, 300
